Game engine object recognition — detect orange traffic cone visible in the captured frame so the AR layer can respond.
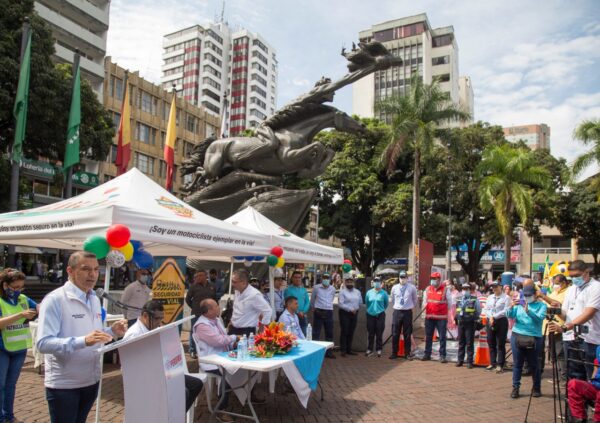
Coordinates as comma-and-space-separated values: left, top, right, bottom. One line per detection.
397, 334, 405, 357
474, 317, 490, 367
432, 328, 438, 342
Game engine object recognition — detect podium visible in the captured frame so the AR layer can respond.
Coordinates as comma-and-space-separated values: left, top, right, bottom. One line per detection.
98, 317, 193, 423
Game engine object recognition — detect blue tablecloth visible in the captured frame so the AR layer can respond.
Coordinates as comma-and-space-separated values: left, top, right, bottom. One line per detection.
219, 340, 326, 390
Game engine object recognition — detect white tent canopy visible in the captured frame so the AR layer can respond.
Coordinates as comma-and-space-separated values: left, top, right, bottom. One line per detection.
0, 168, 271, 257
225, 206, 344, 264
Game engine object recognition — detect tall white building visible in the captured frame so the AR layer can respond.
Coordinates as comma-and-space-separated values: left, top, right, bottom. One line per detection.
34, 0, 110, 102
352, 13, 473, 125
161, 22, 278, 137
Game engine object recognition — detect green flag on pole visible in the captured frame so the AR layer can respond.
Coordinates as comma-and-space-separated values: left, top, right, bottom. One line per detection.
11, 31, 32, 162
64, 63, 81, 170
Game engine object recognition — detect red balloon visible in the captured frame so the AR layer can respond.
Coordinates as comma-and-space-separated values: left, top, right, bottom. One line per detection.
106, 224, 131, 248
270, 246, 284, 258
344, 259, 352, 265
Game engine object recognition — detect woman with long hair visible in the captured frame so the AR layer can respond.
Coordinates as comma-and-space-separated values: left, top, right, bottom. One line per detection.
0, 268, 38, 423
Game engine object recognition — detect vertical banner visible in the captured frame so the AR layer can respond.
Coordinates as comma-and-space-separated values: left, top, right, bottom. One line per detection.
152, 258, 185, 324
418, 239, 434, 290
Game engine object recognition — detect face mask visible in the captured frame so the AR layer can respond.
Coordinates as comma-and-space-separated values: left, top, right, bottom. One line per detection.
525, 296, 535, 304
140, 275, 150, 284
5, 288, 20, 300
322, 280, 330, 287
572, 276, 585, 287
374, 282, 382, 289
346, 284, 354, 290
553, 284, 562, 292
399, 278, 407, 285
430, 280, 439, 287
463, 291, 470, 298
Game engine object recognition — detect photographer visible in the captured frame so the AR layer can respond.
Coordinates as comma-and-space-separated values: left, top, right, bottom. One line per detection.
506, 280, 547, 399
549, 260, 600, 380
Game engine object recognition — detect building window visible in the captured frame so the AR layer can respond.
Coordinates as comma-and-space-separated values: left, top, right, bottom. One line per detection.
135, 152, 155, 175
202, 101, 220, 114
112, 112, 121, 129
136, 123, 154, 144
113, 77, 124, 101
202, 77, 221, 91
108, 145, 118, 163
141, 92, 154, 114
186, 116, 197, 133
252, 39, 268, 53
432, 34, 453, 47
202, 89, 221, 103
33, 179, 49, 196
435, 74, 451, 83
432, 56, 450, 66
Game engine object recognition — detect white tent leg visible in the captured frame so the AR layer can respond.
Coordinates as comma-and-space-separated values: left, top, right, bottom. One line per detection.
228, 260, 234, 296
269, 266, 275, 322
95, 265, 111, 423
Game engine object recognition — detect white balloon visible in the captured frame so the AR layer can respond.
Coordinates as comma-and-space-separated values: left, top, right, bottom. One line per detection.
244, 260, 253, 267
106, 250, 126, 268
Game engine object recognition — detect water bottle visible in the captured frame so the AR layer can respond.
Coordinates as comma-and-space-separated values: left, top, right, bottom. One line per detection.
237, 335, 247, 360
306, 323, 312, 341
248, 333, 255, 353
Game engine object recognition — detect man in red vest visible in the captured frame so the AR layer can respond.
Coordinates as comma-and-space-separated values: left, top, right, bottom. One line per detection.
422, 272, 453, 363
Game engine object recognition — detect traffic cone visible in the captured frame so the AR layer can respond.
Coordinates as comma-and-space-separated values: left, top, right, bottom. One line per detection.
432, 328, 438, 342
474, 317, 490, 367
397, 334, 405, 357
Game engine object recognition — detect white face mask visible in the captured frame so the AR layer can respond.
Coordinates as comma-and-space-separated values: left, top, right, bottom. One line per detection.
525, 296, 535, 304
553, 284, 562, 292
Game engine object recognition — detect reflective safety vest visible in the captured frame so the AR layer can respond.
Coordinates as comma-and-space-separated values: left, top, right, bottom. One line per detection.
456, 296, 478, 323
0, 295, 32, 352
425, 286, 448, 320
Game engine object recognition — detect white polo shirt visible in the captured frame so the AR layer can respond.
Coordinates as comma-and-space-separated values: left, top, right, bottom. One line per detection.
562, 278, 600, 344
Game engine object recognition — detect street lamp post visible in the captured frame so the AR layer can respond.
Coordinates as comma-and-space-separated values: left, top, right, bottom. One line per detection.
446, 192, 452, 282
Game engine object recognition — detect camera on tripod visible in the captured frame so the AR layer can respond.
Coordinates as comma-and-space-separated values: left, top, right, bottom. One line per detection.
546, 307, 562, 317
574, 324, 589, 338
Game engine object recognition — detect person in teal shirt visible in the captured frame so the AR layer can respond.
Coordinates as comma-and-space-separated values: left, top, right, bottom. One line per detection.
284, 271, 310, 335
506, 280, 547, 399
365, 277, 389, 357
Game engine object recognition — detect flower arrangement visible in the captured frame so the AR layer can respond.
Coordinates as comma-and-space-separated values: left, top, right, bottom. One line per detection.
252, 321, 297, 358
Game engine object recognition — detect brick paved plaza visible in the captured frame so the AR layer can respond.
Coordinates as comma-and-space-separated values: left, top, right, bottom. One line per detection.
14, 334, 559, 423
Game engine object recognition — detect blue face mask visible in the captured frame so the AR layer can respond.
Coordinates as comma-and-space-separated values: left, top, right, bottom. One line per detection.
5, 288, 20, 301
463, 291, 470, 298
572, 276, 585, 287
322, 280, 330, 287
374, 282, 382, 289
430, 280, 439, 287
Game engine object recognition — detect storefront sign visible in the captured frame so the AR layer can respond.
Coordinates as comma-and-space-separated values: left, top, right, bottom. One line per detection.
20, 159, 99, 187
455, 249, 521, 264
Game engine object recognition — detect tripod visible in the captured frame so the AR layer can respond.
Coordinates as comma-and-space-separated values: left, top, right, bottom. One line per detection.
524, 316, 563, 422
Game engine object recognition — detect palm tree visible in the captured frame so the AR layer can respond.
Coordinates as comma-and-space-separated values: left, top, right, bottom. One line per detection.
573, 118, 600, 197
477, 144, 550, 271
376, 73, 470, 281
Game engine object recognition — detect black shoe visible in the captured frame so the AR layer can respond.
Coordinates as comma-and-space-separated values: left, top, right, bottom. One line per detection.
511, 387, 519, 399
455, 362, 463, 367
406, 355, 414, 361
326, 352, 336, 359
340, 352, 347, 357
467, 363, 474, 369
421, 356, 431, 361
347, 351, 357, 356
532, 388, 541, 398
389, 354, 398, 360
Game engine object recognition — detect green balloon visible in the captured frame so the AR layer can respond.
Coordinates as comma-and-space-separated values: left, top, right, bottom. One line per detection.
267, 255, 278, 266
342, 263, 352, 272
83, 235, 110, 259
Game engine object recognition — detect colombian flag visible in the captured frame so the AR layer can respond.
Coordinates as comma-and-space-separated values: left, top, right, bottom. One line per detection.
164, 93, 177, 191
115, 78, 131, 175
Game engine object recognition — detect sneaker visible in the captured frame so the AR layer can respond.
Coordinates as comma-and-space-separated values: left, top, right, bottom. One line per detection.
467, 363, 474, 369
440, 358, 448, 364
421, 356, 431, 361
532, 388, 541, 398
406, 354, 414, 361
495, 366, 504, 374
376, 350, 382, 357
455, 362, 463, 367
365, 350, 373, 357
511, 387, 520, 399
486, 365, 494, 371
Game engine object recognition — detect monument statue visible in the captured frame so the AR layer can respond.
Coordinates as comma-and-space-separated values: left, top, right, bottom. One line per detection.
181, 41, 402, 232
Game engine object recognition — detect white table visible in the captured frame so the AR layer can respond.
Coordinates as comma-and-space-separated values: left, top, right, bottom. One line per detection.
199, 340, 333, 423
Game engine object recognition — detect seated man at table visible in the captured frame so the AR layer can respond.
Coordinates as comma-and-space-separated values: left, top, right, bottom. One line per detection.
278, 296, 305, 340
193, 298, 239, 420
123, 300, 203, 413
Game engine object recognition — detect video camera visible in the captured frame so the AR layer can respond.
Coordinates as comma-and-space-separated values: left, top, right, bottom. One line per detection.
546, 307, 562, 316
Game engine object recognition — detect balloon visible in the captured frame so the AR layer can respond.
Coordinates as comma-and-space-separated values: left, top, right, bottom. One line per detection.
133, 249, 154, 269
130, 240, 143, 253
83, 235, 110, 259
343, 259, 352, 265
106, 224, 131, 248
275, 257, 285, 268
266, 255, 278, 266
342, 263, 352, 272
117, 242, 134, 261
244, 260, 253, 267
270, 246, 284, 258
106, 250, 126, 268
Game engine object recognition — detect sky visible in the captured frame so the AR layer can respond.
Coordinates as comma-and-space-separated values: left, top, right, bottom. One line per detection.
106, 0, 600, 176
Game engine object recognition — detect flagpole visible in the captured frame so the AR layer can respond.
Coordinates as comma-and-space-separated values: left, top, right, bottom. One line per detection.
7, 18, 31, 267
64, 49, 80, 200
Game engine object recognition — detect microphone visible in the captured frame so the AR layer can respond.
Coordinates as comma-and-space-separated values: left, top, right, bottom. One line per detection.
95, 288, 143, 311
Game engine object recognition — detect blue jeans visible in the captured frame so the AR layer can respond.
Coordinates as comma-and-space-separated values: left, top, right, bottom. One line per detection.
313, 309, 334, 342
189, 316, 199, 353
46, 382, 99, 423
511, 334, 543, 390
424, 319, 447, 359
0, 349, 26, 421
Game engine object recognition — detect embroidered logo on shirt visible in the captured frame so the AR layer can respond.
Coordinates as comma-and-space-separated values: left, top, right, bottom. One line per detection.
72, 314, 85, 319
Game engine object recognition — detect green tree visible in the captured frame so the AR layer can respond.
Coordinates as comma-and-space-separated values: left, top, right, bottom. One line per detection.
573, 118, 600, 197
316, 118, 412, 275
477, 144, 551, 271
556, 183, 600, 275
375, 73, 470, 277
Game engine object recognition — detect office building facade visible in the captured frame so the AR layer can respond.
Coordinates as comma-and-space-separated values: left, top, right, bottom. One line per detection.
503, 124, 551, 150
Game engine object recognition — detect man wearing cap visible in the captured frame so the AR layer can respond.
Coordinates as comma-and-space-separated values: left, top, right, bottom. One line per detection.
455, 282, 481, 369
422, 271, 453, 363
285, 271, 310, 336
264, 268, 285, 320
365, 277, 389, 357
389, 271, 418, 360
338, 273, 363, 357
310, 272, 337, 358
484, 281, 512, 373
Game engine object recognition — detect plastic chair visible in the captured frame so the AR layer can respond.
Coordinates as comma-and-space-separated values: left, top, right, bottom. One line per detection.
181, 344, 219, 423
